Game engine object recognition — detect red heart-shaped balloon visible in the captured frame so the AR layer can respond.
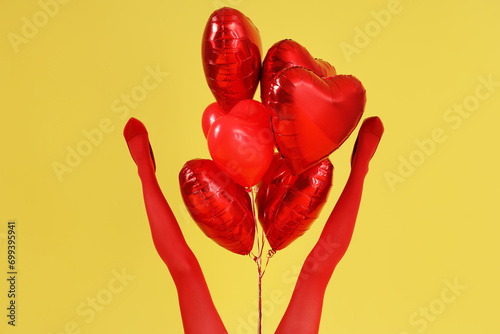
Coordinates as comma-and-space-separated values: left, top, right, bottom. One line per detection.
202, 7, 262, 111
256, 154, 333, 251
261, 39, 336, 106
179, 159, 255, 255
202, 102, 226, 138
208, 99, 274, 187
267, 67, 366, 174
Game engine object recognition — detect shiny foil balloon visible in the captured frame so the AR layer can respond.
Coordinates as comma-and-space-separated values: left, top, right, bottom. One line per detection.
267, 67, 366, 174
179, 159, 255, 255
261, 39, 336, 105
257, 154, 333, 251
207, 99, 274, 188
202, 102, 225, 138
202, 7, 262, 111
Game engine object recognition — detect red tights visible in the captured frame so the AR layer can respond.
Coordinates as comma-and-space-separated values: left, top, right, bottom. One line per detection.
124, 116, 383, 334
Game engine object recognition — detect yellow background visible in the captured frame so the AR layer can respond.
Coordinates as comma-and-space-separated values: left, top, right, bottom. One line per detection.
1, 0, 499, 333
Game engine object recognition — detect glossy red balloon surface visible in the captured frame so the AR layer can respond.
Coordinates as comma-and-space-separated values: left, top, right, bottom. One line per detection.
202, 102, 226, 138
267, 67, 366, 174
179, 159, 255, 255
257, 154, 333, 251
207, 99, 274, 187
261, 39, 336, 106
202, 7, 262, 111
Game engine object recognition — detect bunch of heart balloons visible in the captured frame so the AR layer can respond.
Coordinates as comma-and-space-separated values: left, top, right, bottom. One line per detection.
179, 7, 366, 256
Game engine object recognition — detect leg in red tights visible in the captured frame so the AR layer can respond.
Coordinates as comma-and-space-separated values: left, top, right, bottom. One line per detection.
276, 116, 384, 334
124, 118, 227, 334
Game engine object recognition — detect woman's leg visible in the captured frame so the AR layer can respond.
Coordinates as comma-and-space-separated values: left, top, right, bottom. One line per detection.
124, 118, 227, 334
276, 116, 384, 334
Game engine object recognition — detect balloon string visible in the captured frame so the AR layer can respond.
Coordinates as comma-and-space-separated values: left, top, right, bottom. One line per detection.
248, 186, 274, 334
259, 213, 266, 259
249, 186, 263, 334
260, 253, 272, 277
